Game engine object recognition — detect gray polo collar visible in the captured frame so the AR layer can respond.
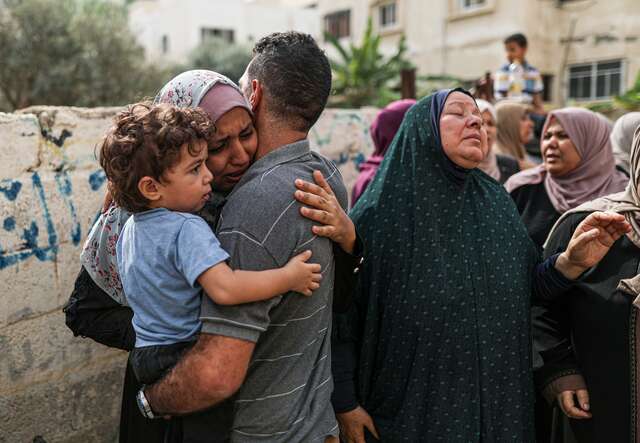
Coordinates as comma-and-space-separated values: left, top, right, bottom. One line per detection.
227, 139, 310, 197
252, 139, 310, 171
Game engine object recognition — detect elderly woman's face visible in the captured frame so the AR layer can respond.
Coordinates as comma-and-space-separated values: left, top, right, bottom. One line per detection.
541, 117, 581, 177
440, 92, 488, 169
481, 110, 496, 150
205, 107, 258, 192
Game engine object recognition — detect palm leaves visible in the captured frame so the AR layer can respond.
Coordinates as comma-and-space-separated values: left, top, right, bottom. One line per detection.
326, 17, 412, 108
615, 71, 640, 110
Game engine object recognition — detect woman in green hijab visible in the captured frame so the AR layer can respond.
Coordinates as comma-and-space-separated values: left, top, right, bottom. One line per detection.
323, 89, 631, 442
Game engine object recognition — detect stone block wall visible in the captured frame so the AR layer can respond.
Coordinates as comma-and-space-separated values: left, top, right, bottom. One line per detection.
0, 106, 376, 442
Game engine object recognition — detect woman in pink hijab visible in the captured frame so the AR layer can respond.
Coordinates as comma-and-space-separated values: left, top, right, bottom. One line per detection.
505, 107, 628, 251
351, 99, 415, 205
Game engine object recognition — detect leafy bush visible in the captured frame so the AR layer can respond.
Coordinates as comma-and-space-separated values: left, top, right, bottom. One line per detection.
325, 18, 412, 108
0, 0, 169, 111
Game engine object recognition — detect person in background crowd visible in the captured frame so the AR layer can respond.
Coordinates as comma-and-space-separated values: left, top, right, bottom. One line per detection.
533, 126, 640, 443
476, 98, 520, 183
331, 88, 630, 443
506, 107, 628, 252
495, 101, 536, 169
611, 112, 640, 176
351, 99, 415, 205
494, 33, 544, 114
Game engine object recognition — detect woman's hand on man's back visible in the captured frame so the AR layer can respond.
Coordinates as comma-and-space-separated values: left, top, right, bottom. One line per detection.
294, 170, 356, 253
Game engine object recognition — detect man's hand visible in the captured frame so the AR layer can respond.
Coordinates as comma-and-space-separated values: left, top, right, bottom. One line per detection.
294, 170, 356, 254
557, 389, 592, 420
556, 211, 631, 280
336, 406, 379, 443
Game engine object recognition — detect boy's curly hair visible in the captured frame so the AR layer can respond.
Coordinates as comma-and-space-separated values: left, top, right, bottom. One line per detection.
99, 102, 215, 213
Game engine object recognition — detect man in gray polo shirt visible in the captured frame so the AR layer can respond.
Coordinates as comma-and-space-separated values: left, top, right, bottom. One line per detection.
143, 32, 346, 442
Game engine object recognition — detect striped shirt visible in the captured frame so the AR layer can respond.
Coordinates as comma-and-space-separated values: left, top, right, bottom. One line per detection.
200, 140, 346, 442
494, 60, 543, 103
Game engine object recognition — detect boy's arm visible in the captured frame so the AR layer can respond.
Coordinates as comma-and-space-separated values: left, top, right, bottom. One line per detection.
197, 250, 321, 305
531, 93, 545, 114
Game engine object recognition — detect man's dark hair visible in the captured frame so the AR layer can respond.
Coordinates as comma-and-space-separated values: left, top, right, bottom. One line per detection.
99, 102, 215, 213
504, 33, 528, 48
248, 31, 331, 132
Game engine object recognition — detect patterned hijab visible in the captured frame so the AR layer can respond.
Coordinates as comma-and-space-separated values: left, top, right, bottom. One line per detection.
611, 112, 640, 175
154, 69, 251, 122
345, 89, 538, 441
495, 101, 528, 160
352, 99, 415, 204
81, 70, 250, 304
505, 107, 628, 213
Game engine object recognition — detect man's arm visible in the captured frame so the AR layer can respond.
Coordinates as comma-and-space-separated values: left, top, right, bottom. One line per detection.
145, 334, 255, 415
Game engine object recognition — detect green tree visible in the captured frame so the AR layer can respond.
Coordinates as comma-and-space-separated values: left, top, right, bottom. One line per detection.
615, 71, 640, 111
325, 18, 412, 108
586, 71, 640, 115
0, 0, 169, 111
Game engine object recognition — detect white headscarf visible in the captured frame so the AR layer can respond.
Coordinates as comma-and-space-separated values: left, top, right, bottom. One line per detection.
476, 99, 501, 181
611, 112, 640, 175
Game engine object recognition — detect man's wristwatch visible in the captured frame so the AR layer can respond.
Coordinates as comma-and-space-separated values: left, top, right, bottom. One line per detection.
136, 387, 157, 419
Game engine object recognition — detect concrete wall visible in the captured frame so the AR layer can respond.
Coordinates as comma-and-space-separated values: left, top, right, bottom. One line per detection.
0, 106, 377, 442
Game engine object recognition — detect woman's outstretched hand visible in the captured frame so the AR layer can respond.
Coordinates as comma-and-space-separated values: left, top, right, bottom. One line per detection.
556, 211, 631, 279
294, 170, 356, 254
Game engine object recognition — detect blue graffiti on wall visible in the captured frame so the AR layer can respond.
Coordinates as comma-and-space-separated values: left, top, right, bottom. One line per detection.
309, 112, 373, 169
0, 170, 106, 270
0, 180, 22, 201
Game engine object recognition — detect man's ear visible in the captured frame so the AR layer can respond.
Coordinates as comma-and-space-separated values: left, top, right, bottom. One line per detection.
138, 176, 162, 203
249, 79, 262, 112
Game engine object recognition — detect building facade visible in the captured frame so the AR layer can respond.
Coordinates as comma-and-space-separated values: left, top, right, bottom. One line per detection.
128, 0, 319, 64
318, 0, 640, 106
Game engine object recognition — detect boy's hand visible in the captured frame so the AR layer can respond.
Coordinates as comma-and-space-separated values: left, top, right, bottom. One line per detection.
285, 250, 322, 296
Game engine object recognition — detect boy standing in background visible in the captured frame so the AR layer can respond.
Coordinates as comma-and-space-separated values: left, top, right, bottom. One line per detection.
494, 33, 545, 114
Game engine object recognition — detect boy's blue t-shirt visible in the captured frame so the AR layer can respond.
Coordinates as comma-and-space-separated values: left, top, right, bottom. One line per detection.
116, 208, 229, 347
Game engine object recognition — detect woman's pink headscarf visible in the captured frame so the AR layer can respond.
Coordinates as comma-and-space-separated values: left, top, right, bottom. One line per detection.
351, 99, 416, 204
505, 107, 628, 213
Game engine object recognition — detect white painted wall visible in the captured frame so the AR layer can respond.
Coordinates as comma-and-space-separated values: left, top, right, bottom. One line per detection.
316, 0, 640, 105
128, 0, 320, 64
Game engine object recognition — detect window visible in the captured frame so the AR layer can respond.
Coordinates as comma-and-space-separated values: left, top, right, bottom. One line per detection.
568, 60, 623, 101
161, 35, 169, 54
324, 10, 350, 39
378, 2, 397, 29
449, 0, 493, 20
460, 0, 486, 9
201, 28, 235, 44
